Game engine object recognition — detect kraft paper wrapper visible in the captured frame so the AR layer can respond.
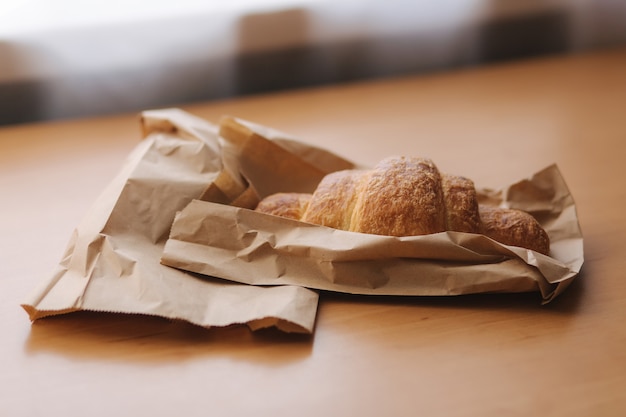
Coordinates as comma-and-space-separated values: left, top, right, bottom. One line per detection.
162, 118, 583, 304
21, 108, 358, 334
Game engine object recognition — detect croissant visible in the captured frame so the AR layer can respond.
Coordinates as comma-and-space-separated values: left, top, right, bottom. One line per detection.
255, 156, 550, 255
254, 192, 311, 221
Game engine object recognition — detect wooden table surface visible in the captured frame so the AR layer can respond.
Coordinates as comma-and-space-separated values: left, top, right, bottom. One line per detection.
2, 47, 625, 417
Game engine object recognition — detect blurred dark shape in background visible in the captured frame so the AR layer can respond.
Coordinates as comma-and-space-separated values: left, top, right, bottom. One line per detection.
1, 1, 625, 126
479, 9, 569, 62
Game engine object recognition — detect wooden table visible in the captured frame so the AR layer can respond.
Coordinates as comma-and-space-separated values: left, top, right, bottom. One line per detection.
2, 47, 625, 417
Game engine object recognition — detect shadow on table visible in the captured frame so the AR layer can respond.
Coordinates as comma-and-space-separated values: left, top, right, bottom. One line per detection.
23, 263, 585, 362
24, 311, 313, 365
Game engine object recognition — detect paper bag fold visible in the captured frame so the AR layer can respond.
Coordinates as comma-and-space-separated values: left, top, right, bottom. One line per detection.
21, 108, 331, 333
161, 117, 583, 303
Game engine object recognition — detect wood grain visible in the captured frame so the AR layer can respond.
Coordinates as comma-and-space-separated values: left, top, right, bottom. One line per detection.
2, 47, 625, 417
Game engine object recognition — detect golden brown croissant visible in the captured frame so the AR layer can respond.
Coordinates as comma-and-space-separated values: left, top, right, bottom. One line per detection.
478, 205, 550, 255
302, 169, 366, 231
255, 156, 550, 255
254, 192, 311, 221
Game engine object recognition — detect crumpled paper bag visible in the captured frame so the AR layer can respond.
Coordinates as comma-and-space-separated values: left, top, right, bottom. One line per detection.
22, 108, 358, 333
161, 117, 583, 303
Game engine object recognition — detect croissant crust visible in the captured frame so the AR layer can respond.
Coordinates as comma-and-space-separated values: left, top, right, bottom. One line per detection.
254, 156, 550, 255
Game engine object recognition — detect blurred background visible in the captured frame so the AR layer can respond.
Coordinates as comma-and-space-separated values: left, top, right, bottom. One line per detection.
1, 0, 625, 126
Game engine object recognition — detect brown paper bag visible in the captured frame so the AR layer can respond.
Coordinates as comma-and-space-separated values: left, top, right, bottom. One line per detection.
22, 108, 352, 333
161, 118, 583, 304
